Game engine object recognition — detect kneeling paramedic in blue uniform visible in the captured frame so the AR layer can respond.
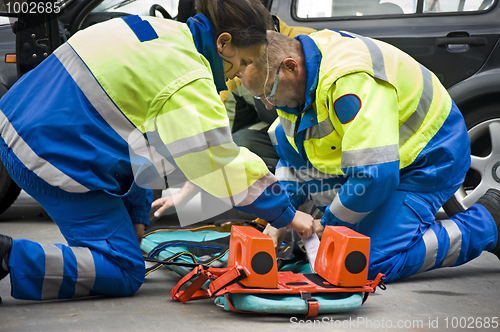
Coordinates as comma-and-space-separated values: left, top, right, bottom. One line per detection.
0, 0, 315, 301
241, 31, 500, 283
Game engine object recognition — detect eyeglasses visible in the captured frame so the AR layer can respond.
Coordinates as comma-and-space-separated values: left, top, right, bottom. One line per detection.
255, 61, 283, 102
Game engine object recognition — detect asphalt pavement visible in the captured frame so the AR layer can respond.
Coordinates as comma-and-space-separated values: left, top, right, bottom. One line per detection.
0, 191, 499, 332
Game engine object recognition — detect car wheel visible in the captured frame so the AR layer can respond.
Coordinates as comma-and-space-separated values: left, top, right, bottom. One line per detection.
0, 160, 21, 215
442, 102, 500, 216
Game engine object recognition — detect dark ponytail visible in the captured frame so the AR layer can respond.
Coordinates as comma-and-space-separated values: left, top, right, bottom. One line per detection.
195, 0, 269, 48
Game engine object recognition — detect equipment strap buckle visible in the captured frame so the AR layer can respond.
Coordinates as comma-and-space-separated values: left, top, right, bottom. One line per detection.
301, 291, 320, 318
208, 265, 249, 297
170, 265, 211, 303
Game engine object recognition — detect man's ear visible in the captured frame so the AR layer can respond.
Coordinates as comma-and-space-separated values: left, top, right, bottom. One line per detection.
283, 57, 299, 75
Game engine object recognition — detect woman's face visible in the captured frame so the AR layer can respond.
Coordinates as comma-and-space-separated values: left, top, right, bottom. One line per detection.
217, 33, 264, 81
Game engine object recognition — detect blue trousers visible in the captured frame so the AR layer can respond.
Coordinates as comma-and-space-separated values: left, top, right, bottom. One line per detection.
7, 182, 146, 300
326, 103, 498, 283
334, 186, 498, 283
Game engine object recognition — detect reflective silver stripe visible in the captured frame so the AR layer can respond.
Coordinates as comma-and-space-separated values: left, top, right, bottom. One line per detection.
72, 247, 96, 298
310, 187, 338, 208
354, 34, 435, 148
296, 167, 338, 181
54, 43, 136, 143
418, 227, 438, 273
166, 126, 232, 159
128, 128, 175, 178
275, 166, 302, 183
399, 64, 434, 147
341, 144, 399, 168
295, 169, 314, 182
276, 166, 337, 183
268, 127, 278, 146
248, 121, 269, 131
40, 244, 64, 300
279, 116, 295, 139
329, 196, 370, 224
354, 34, 388, 82
56, 43, 175, 182
304, 117, 335, 140
234, 172, 277, 207
437, 219, 462, 267
0, 111, 90, 192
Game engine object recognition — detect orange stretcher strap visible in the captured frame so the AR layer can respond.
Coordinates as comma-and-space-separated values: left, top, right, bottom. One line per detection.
208, 266, 249, 297
301, 292, 320, 318
305, 300, 320, 318
170, 265, 207, 303
170, 265, 249, 303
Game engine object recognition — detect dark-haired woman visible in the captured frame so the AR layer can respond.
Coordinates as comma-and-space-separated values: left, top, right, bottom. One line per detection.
0, 0, 314, 301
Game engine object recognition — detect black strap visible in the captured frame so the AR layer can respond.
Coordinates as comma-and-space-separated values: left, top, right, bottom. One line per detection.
148, 237, 230, 258
144, 249, 229, 275
144, 219, 265, 236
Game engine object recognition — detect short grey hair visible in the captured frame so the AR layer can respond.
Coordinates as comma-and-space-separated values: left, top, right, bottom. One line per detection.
254, 31, 301, 85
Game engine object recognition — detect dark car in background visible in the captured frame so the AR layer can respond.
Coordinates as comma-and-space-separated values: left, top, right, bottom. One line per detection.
0, 0, 499, 216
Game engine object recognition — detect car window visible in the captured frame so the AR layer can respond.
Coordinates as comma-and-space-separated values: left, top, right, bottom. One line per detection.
295, 0, 495, 18
93, 0, 179, 18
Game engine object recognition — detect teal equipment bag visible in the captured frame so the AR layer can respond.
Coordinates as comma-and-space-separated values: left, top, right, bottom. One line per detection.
141, 220, 263, 278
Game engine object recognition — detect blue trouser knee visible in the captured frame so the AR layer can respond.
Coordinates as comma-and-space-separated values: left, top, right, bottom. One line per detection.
343, 189, 497, 283
8, 185, 146, 300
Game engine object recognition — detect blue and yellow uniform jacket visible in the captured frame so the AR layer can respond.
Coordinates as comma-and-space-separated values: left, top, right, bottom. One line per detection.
0, 14, 295, 227
269, 30, 470, 226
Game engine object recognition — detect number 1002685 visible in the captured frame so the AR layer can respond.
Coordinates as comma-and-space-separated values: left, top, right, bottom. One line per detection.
444, 317, 498, 329
5, 1, 61, 14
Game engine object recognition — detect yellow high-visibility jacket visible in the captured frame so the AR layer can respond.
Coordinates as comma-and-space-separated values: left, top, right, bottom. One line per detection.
0, 14, 296, 227
270, 30, 469, 226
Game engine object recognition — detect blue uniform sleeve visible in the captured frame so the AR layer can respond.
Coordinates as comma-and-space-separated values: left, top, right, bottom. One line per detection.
275, 158, 308, 209
234, 178, 297, 228
122, 183, 153, 226
321, 161, 399, 226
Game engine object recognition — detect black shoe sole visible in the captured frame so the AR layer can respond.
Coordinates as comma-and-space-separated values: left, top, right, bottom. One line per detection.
0, 234, 12, 280
477, 189, 500, 259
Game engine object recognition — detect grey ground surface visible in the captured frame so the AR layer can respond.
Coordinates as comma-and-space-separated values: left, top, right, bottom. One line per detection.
0, 192, 499, 332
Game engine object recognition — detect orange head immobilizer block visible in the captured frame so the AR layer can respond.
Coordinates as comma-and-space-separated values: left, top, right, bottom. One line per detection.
315, 226, 370, 287
227, 226, 278, 288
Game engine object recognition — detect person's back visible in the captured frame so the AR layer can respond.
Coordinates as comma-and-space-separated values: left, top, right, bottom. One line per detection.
307, 29, 469, 190
242, 30, 500, 283
0, 17, 215, 196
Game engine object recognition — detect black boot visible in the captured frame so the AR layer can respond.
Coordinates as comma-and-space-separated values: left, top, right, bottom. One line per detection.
476, 189, 500, 259
0, 234, 12, 281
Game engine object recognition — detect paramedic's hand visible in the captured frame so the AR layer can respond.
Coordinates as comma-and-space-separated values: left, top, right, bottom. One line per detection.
134, 223, 145, 244
264, 223, 287, 247
151, 181, 198, 218
287, 210, 314, 239
314, 219, 324, 239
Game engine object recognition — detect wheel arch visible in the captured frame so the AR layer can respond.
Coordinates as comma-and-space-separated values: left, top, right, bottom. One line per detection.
448, 68, 500, 114
443, 70, 500, 216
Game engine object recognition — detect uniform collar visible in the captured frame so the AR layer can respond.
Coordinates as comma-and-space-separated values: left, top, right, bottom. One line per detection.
278, 34, 321, 120
187, 13, 227, 92
276, 34, 322, 144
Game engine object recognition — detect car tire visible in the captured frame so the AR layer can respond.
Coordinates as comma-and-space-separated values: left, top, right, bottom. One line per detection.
442, 102, 500, 216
